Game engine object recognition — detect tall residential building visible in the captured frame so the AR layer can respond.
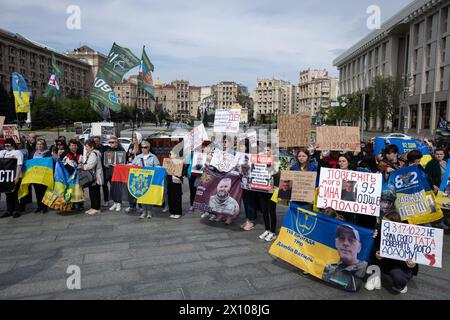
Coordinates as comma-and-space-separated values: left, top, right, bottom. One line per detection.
153, 80, 201, 118
253, 79, 295, 120
295, 69, 338, 117
65, 45, 107, 82
0, 28, 93, 98
333, 0, 450, 134
215, 81, 247, 109
113, 75, 152, 111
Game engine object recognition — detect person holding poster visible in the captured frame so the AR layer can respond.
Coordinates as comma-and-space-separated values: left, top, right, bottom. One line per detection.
0, 139, 24, 218
290, 148, 318, 172
106, 137, 126, 213
29, 138, 51, 214
377, 144, 406, 182
368, 211, 418, 294
167, 151, 183, 219
425, 148, 446, 193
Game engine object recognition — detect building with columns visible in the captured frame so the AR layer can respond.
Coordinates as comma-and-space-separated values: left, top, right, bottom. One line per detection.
153, 80, 201, 118
113, 75, 152, 111
334, 0, 450, 135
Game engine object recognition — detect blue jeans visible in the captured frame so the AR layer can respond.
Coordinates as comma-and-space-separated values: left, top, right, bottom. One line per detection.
243, 189, 257, 221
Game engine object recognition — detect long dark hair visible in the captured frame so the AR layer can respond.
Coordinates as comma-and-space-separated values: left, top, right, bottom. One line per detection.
294, 148, 311, 170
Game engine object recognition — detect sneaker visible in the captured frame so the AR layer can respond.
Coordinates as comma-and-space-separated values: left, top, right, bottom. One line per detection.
392, 286, 407, 294
162, 207, 169, 213
172, 215, 181, 219
109, 203, 118, 211
87, 209, 100, 215
146, 211, 152, 219
201, 212, 210, 219
169, 214, 175, 218
264, 232, 277, 242
302, 271, 309, 276
85, 209, 94, 214
115, 204, 122, 212
139, 212, 147, 219
125, 207, 136, 213
259, 230, 270, 240
365, 274, 381, 291
209, 215, 217, 221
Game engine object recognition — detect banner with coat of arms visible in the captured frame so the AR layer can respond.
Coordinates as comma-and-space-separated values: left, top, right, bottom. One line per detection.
127, 166, 166, 206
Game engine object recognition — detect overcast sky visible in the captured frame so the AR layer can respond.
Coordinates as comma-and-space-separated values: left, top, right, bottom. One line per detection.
1, 0, 413, 91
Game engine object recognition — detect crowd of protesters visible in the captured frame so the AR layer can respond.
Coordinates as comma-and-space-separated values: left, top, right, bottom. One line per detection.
0, 130, 449, 295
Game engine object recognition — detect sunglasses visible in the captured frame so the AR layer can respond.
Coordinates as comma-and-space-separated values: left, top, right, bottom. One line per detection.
4, 144, 12, 148
108, 141, 117, 144
141, 146, 150, 149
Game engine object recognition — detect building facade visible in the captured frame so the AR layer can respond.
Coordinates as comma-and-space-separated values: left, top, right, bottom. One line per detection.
113, 75, 152, 111
153, 80, 202, 118
65, 45, 107, 82
252, 79, 295, 120
295, 69, 339, 117
334, 0, 450, 134
215, 81, 248, 109
0, 28, 93, 99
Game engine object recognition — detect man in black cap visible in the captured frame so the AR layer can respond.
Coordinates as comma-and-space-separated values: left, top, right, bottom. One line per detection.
322, 224, 368, 291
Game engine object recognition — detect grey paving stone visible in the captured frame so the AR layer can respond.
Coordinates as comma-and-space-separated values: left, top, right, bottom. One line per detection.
130, 275, 215, 296
249, 273, 303, 290
199, 246, 252, 260
61, 242, 130, 257
119, 288, 185, 300
184, 280, 256, 300
121, 252, 203, 269
133, 243, 202, 258
83, 250, 134, 264
203, 239, 254, 249
222, 254, 272, 267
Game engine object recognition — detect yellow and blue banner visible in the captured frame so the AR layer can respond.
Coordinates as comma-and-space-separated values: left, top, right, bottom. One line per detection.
374, 137, 432, 166
128, 167, 166, 206
12, 72, 31, 113
388, 165, 443, 225
269, 203, 374, 292
18, 157, 54, 199
436, 164, 450, 210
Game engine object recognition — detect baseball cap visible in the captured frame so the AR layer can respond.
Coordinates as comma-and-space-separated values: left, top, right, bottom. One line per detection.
336, 224, 360, 242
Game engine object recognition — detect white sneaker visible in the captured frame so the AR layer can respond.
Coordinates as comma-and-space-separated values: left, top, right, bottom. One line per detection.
172, 215, 181, 219
146, 211, 152, 219
139, 212, 147, 219
264, 232, 277, 242
201, 212, 210, 219
162, 207, 169, 213
109, 203, 118, 211
85, 209, 94, 214
125, 207, 135, 213
115, 203, 122, 212
365, 274, 381, 291
259, 230, 270, 240
392, 286, 407, 294
88, 209, 100, 215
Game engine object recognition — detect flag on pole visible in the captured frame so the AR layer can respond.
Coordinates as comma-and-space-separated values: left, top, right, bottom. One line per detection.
138, 46, 155, 100
11, 72, 31, 113
44, 53, 61, 98
90, 43, 140, 118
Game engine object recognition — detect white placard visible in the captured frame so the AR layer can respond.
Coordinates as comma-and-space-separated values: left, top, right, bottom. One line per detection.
380, 220, 443, 268
210, 149, 238, 172
184, 124, 209, 152
213, 109, 241, 133
317, 168, 382, 216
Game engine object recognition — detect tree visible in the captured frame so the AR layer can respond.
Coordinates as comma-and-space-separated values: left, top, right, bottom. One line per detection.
368, 76, 401, 132
0, 79, 16, 123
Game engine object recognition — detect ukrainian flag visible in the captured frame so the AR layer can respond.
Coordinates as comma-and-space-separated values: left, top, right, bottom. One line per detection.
66, 169, 84, 203
12, 72, 31, 113
128, 166, 166, 206
18, 157, 54, 199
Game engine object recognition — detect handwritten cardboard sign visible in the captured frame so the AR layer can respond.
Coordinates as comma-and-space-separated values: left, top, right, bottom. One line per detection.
163, 158, 184, 177
317, 168, 382, 216
210, 149, 238, 172
316, 126, 361, 152
2, 124, 20, 143
279, 171, 317, 203
278, 114, 311, 148
380, 220, 443, 268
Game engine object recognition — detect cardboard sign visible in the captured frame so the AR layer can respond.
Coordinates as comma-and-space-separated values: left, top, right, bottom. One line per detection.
380, 220, 443, 268
278, 114, 311, 148
317, 168, 382, 216
184, 124, 209, 152
316, 126, 361, 152
279, 171, 317, 203
0, 116, 5, 132
2, 124, 20, 143
210, 149, 238, 172
213, 109, 241, 133
163, 158, 184, 177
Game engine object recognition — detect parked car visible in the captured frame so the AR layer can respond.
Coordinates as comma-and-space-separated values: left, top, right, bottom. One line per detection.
384, 133, 412, 140
118, 137, 132, 152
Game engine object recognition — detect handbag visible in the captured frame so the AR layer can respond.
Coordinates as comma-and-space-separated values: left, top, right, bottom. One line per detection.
79, 153, 96, 188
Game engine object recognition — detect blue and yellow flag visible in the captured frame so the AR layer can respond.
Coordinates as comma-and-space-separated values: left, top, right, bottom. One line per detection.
12, 72, 31, 113
18, 157, 54, 199
128, 167, 166, 206
388, 165, 443, 225
138, 46, 155, 100
374, 137, 432, 166
269, 203, 374, 292
54, 159, 70, 195
66, 169, 84, 203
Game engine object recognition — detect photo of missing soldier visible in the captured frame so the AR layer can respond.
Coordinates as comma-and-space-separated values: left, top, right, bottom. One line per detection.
322, 224, 367, 292
278, 180, 292, 201
115, 151, 126, 165
104, 151, 115, 166
341, 180, 357, 202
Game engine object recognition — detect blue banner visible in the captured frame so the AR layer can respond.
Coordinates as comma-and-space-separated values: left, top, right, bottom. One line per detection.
269, 203, 374, 292
388, 165, 442, 224
374, 137, 430, 157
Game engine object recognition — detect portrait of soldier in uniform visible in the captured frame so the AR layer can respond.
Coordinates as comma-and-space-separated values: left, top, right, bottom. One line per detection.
322, 224, 368, 291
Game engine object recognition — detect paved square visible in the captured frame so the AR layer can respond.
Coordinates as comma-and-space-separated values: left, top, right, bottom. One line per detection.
0, 184, 449, 300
